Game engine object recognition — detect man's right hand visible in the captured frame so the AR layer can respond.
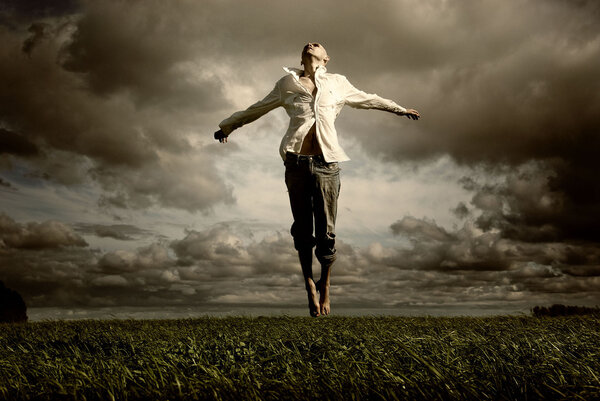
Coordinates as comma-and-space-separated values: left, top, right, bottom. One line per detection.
214, 129, 228, 143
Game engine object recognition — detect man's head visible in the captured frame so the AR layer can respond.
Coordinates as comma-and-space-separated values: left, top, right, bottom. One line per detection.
301, 42, 329, 67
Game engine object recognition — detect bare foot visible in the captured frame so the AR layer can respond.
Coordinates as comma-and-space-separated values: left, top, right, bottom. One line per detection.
315, 279, 330, 316
306, 279, 320, 317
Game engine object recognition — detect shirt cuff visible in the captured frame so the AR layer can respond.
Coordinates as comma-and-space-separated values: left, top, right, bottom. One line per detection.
394, 105, 407, 114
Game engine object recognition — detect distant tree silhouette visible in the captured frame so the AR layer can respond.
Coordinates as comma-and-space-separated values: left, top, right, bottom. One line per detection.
532, 304, 600, 317
0, 281, 28, 323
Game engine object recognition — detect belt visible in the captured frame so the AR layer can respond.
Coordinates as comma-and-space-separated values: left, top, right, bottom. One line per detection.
285, 152, 326, 163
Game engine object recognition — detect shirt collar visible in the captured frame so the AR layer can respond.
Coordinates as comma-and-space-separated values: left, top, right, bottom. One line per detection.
283, 65, 327, 78
283, 67, 302, 77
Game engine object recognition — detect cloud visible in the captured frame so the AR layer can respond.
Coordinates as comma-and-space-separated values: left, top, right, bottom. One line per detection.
91, 274, 128, 287
0, 216, 301, 308
385, 186, 600, 303
0, 212, 87, 249
58, 2, 229, 111
389, 220, 512, 272
92, 151, 234, 212
0, 2, 234, 213
0, 177, 16, 189
74, 223, 153, 241
463, 161, 600, 243
0, 245, 99, 307
0, 213, 598, 311
0, 0, 80, 26
451, 202, 469, 219
387, 209, 600, 278
390, 215, 454, 242
98, 243, 172, 274
0, 128, 39, 156
339, 1, 600, 163
171, 223, 298, 275
21, 21, 51, 55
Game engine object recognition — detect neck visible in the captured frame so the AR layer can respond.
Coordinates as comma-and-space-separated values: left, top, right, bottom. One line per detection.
302, 61, 322, 78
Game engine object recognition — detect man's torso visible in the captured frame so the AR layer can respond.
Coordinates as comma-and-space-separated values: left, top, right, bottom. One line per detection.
277, 68, 351, 163
297, 75, 321, 155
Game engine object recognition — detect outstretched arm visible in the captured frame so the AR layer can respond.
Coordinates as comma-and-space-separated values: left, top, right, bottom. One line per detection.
215, 82, 282, 143
342, 76, 420, 120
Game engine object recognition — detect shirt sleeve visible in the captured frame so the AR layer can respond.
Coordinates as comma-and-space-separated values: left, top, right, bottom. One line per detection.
341, 76, 407, 114
219, 81, 283, 133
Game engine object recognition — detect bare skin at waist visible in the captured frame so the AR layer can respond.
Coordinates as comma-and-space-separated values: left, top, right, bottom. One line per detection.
298, 68, 323, 157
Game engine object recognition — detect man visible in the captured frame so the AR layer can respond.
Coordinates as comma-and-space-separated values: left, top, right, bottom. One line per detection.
215, 42, 420, 317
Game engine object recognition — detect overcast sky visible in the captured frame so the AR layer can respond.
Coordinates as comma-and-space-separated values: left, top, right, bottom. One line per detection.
1, 0, 599, 318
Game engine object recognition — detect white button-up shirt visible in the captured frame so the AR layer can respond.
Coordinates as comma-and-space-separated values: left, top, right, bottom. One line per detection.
219, 66, 407, 162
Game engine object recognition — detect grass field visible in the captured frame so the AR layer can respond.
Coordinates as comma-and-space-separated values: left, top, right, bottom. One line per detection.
0, 316, 599, 400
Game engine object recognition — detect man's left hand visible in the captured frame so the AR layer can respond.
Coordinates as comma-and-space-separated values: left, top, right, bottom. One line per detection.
404, 109, 420, 120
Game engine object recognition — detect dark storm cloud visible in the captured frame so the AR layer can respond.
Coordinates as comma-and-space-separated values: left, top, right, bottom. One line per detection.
390, 216, 454, 242
0, 212, 87, 249
375, 161, 600, 304
451, 202, 470, 219
0, 214, 196, 307
390, 207, 600, 276
457, 161, 600, 246
89, 150, 234, 212
21, 22, 51, 55
58, 2, 228, 110
337, 1, 600, 163
0, 216, 299, 307
74, 223, 153, 241
0, 244, 208, 308
390, 217, 511, 272
1, 219, 299, 307
0, 214, 596, 310
0, 128, 39, 156
0, 0, 80, 26
0, 177, 14, 189
387, 214, 600, 302
466, 164, 565, 242
0, 1, 234, 212
0, 246, 98, 306
98, 243, 173, 274
171, 224, 298, 275
387, 164, 600, 294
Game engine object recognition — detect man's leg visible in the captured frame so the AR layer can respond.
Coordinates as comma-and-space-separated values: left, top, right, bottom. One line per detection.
285, 157, 319, 317
313, 159, 340, 316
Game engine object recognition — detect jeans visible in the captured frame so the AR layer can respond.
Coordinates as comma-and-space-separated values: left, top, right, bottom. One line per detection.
284, 152, 340, 266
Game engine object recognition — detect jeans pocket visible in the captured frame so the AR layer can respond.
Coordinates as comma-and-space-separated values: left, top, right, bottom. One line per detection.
321, 162, 339, 174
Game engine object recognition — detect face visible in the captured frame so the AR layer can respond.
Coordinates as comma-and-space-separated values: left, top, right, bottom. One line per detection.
301, 42, 329, 65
